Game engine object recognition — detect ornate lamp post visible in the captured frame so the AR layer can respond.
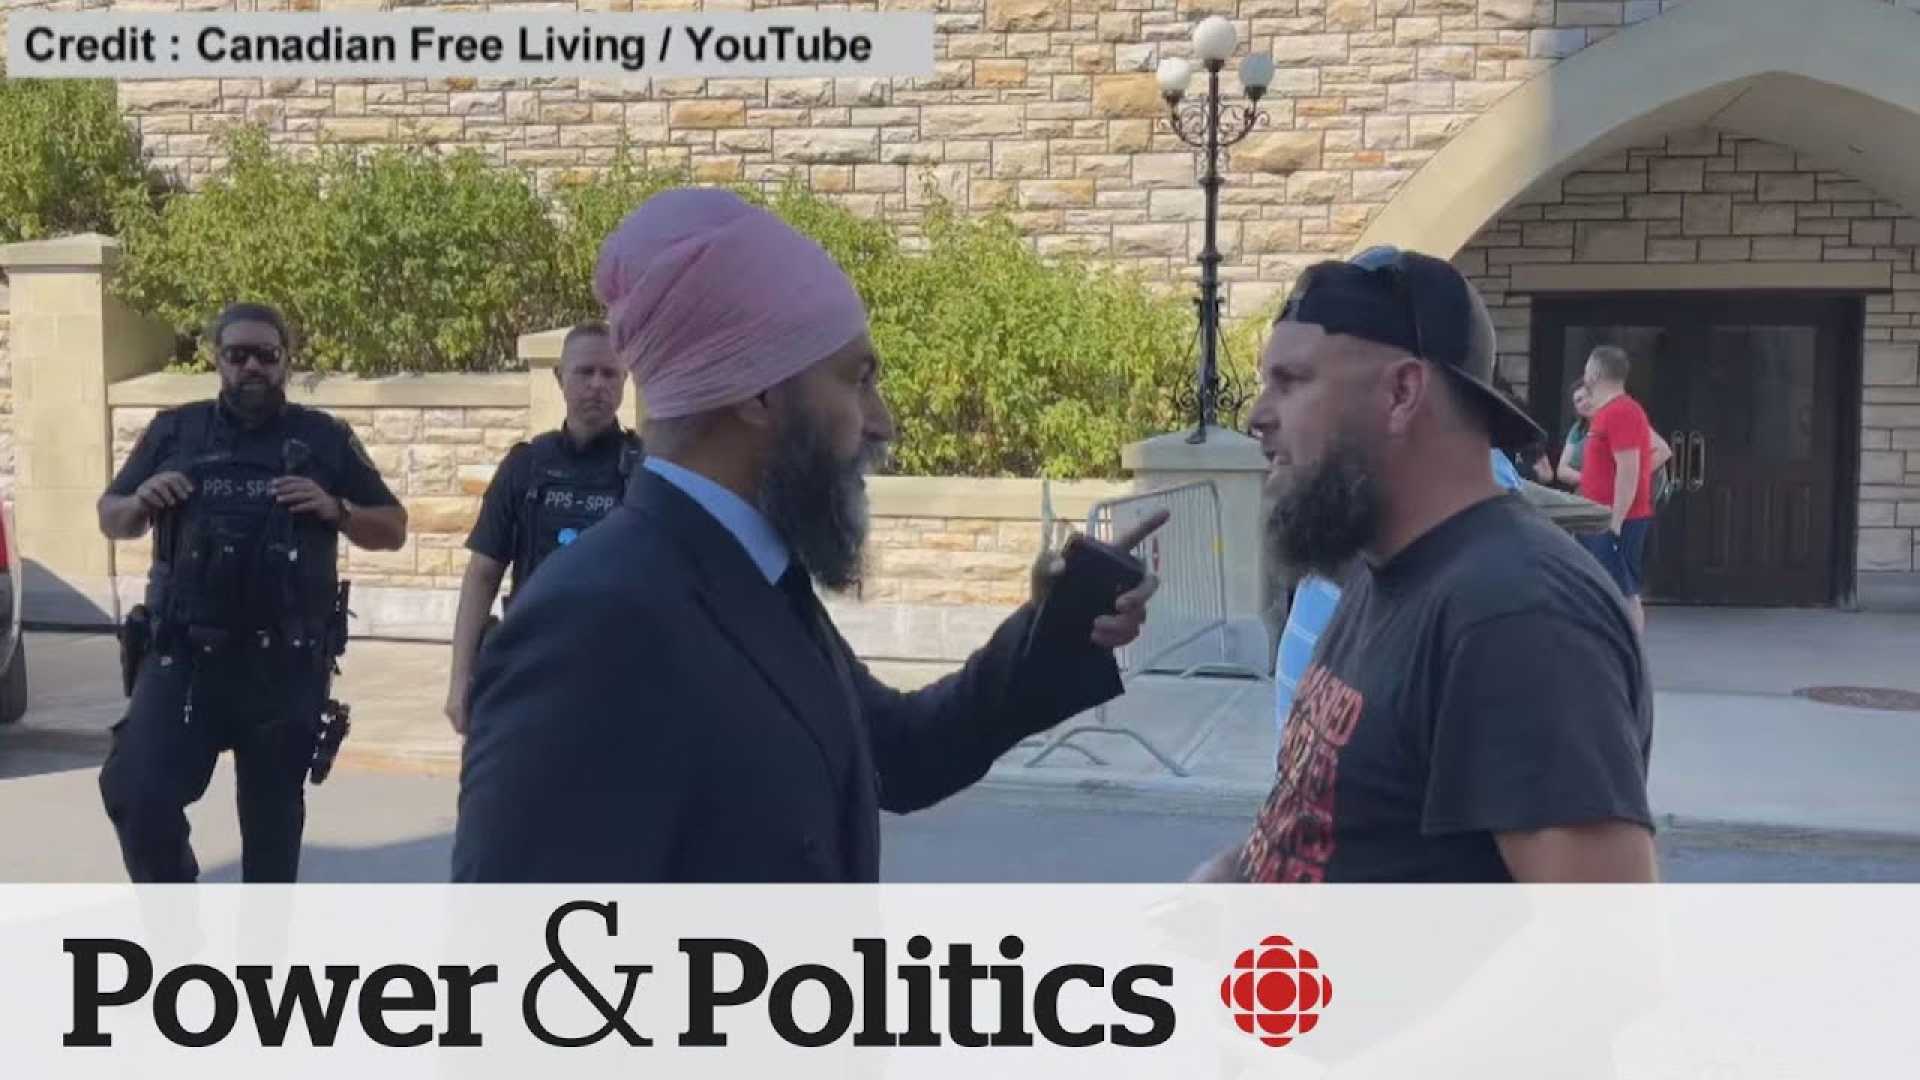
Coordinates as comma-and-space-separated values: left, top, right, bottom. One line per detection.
1158, 16, 1274, 443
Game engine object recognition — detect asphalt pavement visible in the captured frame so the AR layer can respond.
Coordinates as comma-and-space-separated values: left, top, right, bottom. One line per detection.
12, 615, 1920, 845
4, 607, 1918, 885
2, 751, 1916, 883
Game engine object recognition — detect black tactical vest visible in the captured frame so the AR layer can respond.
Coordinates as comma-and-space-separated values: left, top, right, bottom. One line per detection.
154, 404, 343, 646
513, 429, 643, 590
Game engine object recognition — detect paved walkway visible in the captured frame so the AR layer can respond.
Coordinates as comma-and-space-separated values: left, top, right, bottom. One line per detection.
7, 605, 1919, 842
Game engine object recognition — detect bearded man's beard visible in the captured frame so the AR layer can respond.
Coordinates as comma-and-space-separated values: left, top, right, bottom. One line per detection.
758, 406, 888, 594
1267, 431, 1383, 580
221, 377, 286, 425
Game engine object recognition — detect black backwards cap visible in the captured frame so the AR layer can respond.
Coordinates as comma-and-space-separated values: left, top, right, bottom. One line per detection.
1275, 246, 1548, 451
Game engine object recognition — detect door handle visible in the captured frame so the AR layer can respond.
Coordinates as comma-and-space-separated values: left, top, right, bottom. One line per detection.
1689, 431, 1706, 491
1670, 430, 1688, 492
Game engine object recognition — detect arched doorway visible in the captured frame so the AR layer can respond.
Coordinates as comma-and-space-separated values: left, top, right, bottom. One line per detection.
1355, 0, 1920, 610
1353, 0, 1920, 263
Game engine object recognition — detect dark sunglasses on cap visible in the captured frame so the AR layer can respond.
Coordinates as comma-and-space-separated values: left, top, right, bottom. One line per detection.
1277, 244, 1432, 365
218, 343, 286, 368
1349, 244, 1429, 363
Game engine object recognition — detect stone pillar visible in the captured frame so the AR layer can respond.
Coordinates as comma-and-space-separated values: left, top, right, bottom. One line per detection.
1121, 425, 1277, 675
518, 327, 643, 438
0, 234, 173, 626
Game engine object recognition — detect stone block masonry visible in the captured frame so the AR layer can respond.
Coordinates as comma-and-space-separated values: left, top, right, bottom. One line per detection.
0, 0, 1912, 325
2, 0, 1855, 319
1458, 131, 1920, 577
7, 0, 1920, 613
104, 397, 1126, 611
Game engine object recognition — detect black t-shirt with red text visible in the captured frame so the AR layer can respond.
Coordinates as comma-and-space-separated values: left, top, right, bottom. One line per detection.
1238, 493, 1655, 883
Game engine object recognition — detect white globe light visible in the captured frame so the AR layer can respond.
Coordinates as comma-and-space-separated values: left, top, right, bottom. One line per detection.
1156, 57, 1194, 96
1191, 15, 1238, 63
1240, 53, 1275, 92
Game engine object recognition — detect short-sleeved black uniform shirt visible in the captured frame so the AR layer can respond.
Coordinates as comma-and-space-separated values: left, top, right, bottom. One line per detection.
465, 426, 637, 593
1238, 492, 1654, 883
108, 398, 400, 558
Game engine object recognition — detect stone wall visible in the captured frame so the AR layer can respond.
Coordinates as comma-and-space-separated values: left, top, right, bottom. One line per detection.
0, 1, 1915, 322
1, 0, 1914, 321
104, 387, 1125, 610
1458, 130, 1920, 579
0, 0, 1738, 318
865, 515, 1050, 608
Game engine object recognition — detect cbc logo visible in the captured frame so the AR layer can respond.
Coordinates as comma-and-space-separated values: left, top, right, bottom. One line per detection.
1219, 935, 1333, 1048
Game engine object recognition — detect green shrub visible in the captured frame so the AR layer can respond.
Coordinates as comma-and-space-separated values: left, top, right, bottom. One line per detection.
762, 177, 902, 301
114, 126, 565, 374
551, 156, 902, 323
94, 125, 1273, 476
550, 148, 699, 323
0, 66, 166, 245
865, 198, 1195, 479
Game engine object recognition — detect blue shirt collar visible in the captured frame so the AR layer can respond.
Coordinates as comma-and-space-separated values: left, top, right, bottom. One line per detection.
641, 456, 790, 585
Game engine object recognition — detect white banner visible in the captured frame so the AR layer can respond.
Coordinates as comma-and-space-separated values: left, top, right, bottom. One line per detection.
1, 884, 1916, 1076
5, 13, 936, 79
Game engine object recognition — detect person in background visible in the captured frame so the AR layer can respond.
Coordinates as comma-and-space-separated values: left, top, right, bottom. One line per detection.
1576, 345, 1670, 637
1494, 374, 1555, 485
94, 302, 408, 882
1556, 380, 1594, 490
1512, 439, 1555, 486
1559, 373, 1675, 514
443, 321, 642, 736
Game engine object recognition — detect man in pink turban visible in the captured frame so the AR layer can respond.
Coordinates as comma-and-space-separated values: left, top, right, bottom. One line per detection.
453, 188, 1166, 883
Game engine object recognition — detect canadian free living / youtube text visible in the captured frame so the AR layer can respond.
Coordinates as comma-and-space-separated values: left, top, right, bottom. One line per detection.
19, 22, 876, 73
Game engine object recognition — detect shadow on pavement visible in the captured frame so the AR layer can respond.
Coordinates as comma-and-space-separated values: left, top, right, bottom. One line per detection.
0, 727, 110, 781
202, 834, 455, 883
21, 559, 121, 628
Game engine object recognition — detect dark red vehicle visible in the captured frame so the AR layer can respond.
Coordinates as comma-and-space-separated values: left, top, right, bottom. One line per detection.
0, 499, 27, 724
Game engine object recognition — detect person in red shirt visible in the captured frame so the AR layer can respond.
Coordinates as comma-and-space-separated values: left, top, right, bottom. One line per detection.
1576, 345, 1669, 634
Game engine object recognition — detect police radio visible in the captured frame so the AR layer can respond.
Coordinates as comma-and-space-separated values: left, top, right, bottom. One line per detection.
283, 438, 312, 477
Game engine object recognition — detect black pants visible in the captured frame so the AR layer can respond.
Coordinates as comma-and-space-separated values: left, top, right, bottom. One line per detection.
98, 644, 324, 883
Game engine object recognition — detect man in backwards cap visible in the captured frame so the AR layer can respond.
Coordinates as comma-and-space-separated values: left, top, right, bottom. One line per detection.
451, 189, 1164, 882
1193, 247, 1656, 884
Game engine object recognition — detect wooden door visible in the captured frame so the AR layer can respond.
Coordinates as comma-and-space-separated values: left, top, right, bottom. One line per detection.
1531, 294, 1856, 607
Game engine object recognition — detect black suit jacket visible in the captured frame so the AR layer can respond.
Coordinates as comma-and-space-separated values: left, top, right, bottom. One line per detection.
451, 469, 1124, 882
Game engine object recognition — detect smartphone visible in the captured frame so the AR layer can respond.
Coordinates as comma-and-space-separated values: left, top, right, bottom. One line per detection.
1064, 534, 1147, 596
1033, 534, 1147, 647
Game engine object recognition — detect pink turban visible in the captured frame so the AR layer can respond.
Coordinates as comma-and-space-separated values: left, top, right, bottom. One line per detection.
593, 188, 870, 420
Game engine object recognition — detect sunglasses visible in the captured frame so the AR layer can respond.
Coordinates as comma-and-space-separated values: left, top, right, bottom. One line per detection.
1279, 245, 1435, 367
1347, 245, 1432, 365
218, 343, 286, 368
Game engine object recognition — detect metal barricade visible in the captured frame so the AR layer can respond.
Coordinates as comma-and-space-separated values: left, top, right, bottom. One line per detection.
1022, 480, 1270, 776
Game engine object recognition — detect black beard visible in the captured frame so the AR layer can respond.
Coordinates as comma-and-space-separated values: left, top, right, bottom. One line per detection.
758, 406, 883, 595
221, 380, 286, 426
1267, 433, 1382, 580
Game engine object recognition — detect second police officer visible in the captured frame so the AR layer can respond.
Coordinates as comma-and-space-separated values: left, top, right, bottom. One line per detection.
443, 321, 643, 735
94, 302, 409, 883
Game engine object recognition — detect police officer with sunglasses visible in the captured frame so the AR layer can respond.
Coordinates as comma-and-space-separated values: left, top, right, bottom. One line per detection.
94, 302, 408, 882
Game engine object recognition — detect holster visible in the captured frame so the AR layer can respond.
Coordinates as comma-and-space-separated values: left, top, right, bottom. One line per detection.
309, 580, 354, 786
117, 605, 152, 699
310, 700, 351, 786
